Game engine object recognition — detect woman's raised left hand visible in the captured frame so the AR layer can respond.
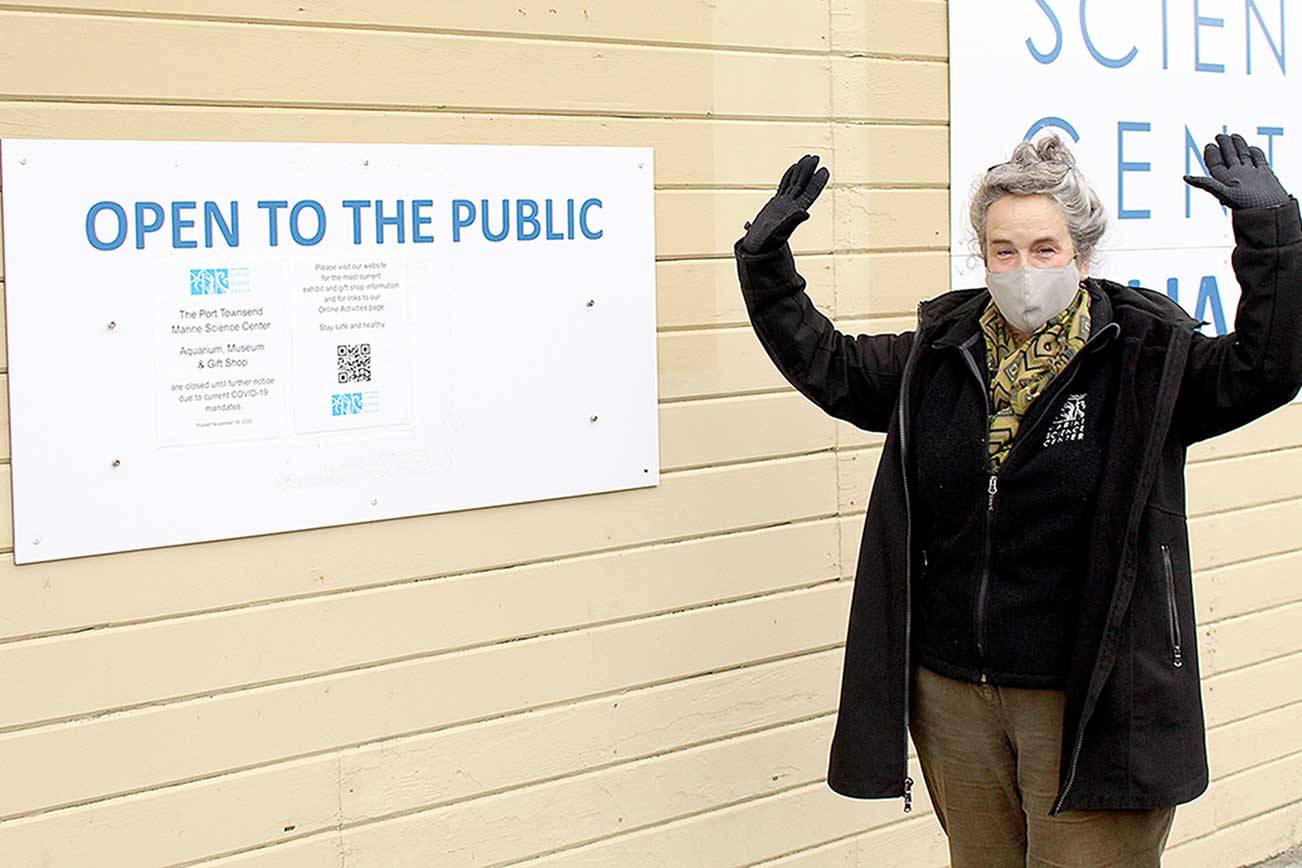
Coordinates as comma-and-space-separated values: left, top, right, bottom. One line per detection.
1183, 132, 1291, 210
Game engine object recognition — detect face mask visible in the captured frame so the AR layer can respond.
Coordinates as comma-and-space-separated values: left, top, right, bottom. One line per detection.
984, 262, 1081, 334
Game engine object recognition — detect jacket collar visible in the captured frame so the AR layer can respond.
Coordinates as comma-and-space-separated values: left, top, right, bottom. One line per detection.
921, 277, 1196, 348
1095, 277, 1202, 330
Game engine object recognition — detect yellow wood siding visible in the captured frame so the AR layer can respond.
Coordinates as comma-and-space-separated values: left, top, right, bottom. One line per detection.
0, 1, 1297, 865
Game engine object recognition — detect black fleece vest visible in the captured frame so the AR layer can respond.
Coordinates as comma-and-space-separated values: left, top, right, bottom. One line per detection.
910, 307, 1120, 688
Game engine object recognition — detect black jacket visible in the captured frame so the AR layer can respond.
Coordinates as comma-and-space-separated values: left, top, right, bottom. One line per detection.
910, 286, 1121, 689
733, 199, 1302, 814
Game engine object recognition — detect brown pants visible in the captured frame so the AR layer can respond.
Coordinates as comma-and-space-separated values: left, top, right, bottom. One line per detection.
909, 664, 1176, 867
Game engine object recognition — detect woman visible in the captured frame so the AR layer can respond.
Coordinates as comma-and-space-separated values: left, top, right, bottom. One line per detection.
732, 134, 1302, 866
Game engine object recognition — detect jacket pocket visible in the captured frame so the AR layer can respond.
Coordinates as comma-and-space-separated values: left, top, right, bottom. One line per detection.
1161, 543, 1184, 668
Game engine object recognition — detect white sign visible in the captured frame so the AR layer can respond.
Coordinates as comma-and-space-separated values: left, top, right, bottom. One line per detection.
949, 0, 1295, 335
0, 140, 659, 563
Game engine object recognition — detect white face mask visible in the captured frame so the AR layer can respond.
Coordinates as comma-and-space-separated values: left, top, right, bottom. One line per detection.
984, 262, 1081, 334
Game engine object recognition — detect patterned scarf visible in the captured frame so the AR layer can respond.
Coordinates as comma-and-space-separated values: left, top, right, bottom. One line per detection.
980, 286, 1091, 472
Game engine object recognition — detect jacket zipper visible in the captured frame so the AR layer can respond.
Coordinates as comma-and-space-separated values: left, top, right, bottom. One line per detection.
977, 474, 997, 674
897, 301, 925, 813
972, 322, 1121, 684
1053, 730, 1087, 816
1161, 544, 1184, 667
958, 343, 995, 683
906, 545, 928, 814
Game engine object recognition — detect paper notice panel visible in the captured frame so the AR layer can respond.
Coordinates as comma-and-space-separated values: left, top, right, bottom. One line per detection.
0, 140, 659, 563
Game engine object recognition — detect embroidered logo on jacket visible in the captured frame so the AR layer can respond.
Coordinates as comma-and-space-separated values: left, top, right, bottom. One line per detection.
1044, 393, 1087, 447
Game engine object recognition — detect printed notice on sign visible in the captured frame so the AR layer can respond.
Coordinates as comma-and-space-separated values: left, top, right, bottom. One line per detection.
157, 266, 290, 445
156, 258, 412, 444
288, 258, 413, 433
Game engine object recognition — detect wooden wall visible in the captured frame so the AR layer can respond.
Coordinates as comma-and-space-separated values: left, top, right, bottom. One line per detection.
0, 2, 1297, 865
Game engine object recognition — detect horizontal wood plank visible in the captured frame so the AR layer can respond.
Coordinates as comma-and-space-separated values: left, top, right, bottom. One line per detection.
834, 249, 951, 317
1198, 600, 1302, 678
833, 188, 950, 250
1202, 649, 1302, 729
0, 582, 851, 817
832, 57, 949, 122
0, 756, 338, 868
1207, 700, 1302, 780
202, 835, 343, 867
660, 392, 835, 470
0, 454, 836, 641
0, 12, 825, 117
0, 520, 839, 729
0, 107, 947, 193
657, 256, 837, 331
753, 813, 950, 868
1186, 447, 1302, 517
1165, 797, 1302, 868
1171, 765, 1302, 864
0, 13, 935, 121
0, 650, 842, 864
519, 761, 931, 867
1197, 549, 1302, 625
658, 315, 916, 402
1189, 402, 1302, 463
3, 0, 835, 52
340, 717, 838, 867
1189, 498, 1302, 572
830, 0, 948, 58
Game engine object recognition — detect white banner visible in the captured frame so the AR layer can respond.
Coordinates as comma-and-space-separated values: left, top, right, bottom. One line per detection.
949, 0, 1295, 334
0, 140, 659, 563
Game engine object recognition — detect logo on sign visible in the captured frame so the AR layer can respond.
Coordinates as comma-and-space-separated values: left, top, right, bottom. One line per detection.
331, 392, 364, 416
190, 268, 229, 295
189, 267, 251, 295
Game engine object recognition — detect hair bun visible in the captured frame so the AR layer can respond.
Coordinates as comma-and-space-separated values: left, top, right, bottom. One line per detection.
1035, 134, 1076, 168
1005, 134, 1076, 171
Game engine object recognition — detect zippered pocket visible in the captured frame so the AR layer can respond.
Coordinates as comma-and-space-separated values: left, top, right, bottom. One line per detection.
1160, 544, 1184, 668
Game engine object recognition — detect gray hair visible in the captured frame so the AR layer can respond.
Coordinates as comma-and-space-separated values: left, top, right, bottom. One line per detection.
968, 135, 1107, 268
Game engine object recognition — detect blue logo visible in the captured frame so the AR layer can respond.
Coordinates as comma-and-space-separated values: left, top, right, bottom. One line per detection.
189, 268, 230, 295
331, 392, 363, 416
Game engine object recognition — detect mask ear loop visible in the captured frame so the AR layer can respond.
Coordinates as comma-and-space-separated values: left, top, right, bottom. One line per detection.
1072, 245, 1088, 287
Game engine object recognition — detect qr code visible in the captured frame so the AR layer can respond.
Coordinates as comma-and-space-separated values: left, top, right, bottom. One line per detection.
336, 343, 372, 384
331, 392, 363, 416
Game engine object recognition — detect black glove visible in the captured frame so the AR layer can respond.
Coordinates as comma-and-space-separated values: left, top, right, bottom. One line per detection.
740, 153, 830, 254
1183, 132, 1291, 210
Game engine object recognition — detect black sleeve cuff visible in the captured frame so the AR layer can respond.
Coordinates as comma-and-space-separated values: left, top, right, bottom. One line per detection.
1231, 196, 1302, 249
733, 237, 805, 307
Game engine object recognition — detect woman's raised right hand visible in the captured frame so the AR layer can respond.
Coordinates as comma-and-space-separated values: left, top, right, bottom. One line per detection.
739, 153, 830, 254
